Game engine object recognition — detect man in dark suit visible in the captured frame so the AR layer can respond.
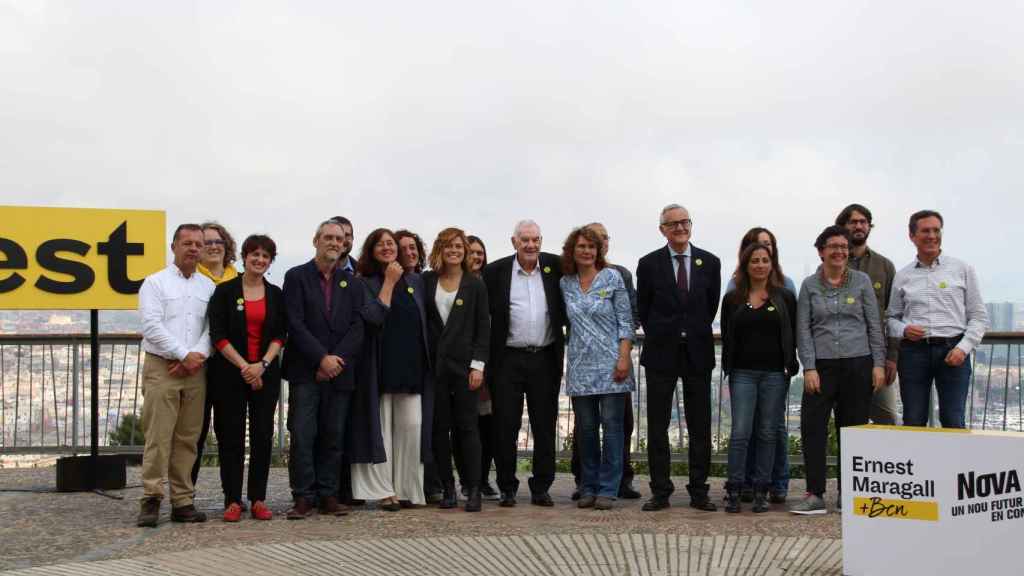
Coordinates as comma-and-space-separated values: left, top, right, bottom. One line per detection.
482, 220, 566, 507
636, 204, 721, 511
282, 219, 366, 519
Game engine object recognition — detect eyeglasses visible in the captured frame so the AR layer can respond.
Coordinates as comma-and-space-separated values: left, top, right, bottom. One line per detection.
824, 243, 849, 252
204, 239, 225, 246
660, 219, 692, 229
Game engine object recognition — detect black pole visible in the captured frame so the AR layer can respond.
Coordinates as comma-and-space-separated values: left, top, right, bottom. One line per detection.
90, 309, 99, 490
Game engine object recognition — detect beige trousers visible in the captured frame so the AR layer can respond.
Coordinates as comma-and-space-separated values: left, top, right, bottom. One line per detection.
351, 393, 424, 504
140, 353, 206, 507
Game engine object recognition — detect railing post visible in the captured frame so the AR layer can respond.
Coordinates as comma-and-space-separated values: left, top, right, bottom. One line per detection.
72, 340, 79, 453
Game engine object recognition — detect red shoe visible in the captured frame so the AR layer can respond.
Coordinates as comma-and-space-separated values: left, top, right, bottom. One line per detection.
251, 500, 273, 521
223, 502, 243, 522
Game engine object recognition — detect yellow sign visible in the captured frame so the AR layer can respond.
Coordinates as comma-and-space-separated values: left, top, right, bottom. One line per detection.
852, 497, 939, 521
0, 206, 166, 310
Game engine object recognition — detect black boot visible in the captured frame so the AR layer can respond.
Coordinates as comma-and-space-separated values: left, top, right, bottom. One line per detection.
724, 489, 741, 513
752, 490, 769, 513
465, 486, 482, 512
439, 482, 457, 509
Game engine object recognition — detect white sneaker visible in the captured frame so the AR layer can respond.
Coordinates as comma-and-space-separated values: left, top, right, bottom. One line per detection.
789, 493, 827, 515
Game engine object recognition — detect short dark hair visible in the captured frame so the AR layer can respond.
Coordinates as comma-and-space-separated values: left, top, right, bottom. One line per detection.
172, 224, 202, 243
356, 228, 396, 277
240, 234, 277, 262
835, 204, 874, 227
467, 235, 488, 269
814, 225, 852, 250
330, 216, 353, 230
561, 227, 607, 275
908, 210, 943, 234
394, 229, 427, 273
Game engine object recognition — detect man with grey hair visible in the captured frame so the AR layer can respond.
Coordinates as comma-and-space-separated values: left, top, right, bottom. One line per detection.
483, 220, 567, 507
637, 204, 721, 511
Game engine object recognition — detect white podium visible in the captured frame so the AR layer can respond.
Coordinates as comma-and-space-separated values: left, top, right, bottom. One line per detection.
842, 425, 1024, 575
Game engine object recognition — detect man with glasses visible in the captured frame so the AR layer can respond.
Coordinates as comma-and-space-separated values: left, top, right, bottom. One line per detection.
835, 204, 899, 424
887, 210, 988, 428
636, 204, 721, 511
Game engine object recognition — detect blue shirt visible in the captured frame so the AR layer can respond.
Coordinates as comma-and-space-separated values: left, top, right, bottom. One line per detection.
561, 268, 636, 396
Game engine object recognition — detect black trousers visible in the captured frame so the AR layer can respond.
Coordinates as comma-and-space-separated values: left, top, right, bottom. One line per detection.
800, 356, 873, 496
433, 371, 482, 489
453, 413, 496, 488
493, 346, 560, 495
646, 342, 713, 499
571, 392, 635, 489
212, 370, 280, 504
192, 364, 220, 491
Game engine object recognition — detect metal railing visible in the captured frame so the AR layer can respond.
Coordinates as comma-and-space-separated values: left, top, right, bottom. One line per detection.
2, 332, 1023, 458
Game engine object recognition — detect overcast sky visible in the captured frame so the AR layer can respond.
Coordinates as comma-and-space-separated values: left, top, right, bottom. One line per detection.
2, 2, 1021, 301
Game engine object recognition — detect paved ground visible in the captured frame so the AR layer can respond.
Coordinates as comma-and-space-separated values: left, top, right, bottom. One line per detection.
0, 467, 842, 574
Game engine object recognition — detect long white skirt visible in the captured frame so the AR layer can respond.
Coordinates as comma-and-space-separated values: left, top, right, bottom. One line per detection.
351, 392, 424, 504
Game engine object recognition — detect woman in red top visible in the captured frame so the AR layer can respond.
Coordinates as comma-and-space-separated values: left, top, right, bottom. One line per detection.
207, 235, 287, 521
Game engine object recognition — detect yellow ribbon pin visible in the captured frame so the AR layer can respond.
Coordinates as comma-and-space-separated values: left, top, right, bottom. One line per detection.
846, 296, 855, 304
407, 286, 415, 294
598, 289, 608, 298
455, 298, 464, 306
543, 266, 551, 274
767, 306, 776, 312
339, 280, 348, 288
873, 282, 882, 290
236, 298, 244, 305
939, 281, 948, 289
695, 258, 703, 266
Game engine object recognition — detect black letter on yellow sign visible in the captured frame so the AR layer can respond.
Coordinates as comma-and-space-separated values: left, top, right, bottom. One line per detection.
0, 238, 28, 293
35, 239, 94, 294
98, 222, 145, 294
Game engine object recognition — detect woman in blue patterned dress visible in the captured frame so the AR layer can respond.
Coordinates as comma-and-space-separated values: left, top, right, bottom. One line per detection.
560, 226, 636, 510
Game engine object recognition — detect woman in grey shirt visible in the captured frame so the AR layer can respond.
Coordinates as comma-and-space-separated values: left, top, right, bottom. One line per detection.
791, 226, 885, 516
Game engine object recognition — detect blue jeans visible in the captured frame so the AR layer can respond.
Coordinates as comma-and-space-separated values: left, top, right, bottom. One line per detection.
742, 409, 790, 493
287, 381, 352, 501
726, 370, 788, 491
572, 393, 625, 498
898, 340, 972, 428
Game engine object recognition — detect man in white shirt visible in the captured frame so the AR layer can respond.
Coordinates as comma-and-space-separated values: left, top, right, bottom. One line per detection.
482, 220, 567, 507
887, 210, 988, 428
136, 224, 215, 527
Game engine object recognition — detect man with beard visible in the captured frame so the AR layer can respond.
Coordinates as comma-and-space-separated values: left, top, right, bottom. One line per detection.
331, 216, 357, 273
836, 204, 899, 425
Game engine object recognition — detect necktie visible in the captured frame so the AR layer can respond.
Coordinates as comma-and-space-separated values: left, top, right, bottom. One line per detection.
675, 254, 689, 306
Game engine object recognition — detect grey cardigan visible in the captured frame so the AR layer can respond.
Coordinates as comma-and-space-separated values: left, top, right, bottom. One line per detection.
796, 268, 885, 370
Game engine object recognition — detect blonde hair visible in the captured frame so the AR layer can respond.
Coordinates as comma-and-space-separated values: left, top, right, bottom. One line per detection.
428, 227, 472, 273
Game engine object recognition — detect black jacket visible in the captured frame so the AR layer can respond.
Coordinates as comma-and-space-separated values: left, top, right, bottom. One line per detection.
422, 271, 490, 381
482, 252, 567, 374
280, 259, 366, 390
720, 286, 799, 378
636, 244, 721, 374
208, 275, 287, 376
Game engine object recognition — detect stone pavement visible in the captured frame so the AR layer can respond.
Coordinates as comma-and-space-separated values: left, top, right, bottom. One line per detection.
0, 467, 842, 574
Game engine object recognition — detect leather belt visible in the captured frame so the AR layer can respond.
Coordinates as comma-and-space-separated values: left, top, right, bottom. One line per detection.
905, 334, 963, 346
507, 344, 552, 354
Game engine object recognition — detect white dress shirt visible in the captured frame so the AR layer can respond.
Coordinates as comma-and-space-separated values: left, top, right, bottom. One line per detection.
435, 284, 485, 371
139, 264, 215, 361
506, 257, 553, 348
886, 253, 988, 355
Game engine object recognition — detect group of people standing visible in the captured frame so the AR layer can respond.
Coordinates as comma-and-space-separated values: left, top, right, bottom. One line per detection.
132, 201, 987, 527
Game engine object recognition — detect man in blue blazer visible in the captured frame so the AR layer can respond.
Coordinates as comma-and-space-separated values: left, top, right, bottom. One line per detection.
636, 204, 721, 511
282, 219, 366, 519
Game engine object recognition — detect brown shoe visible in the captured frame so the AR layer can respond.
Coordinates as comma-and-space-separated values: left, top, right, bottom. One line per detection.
137, 497, 160, 527
287, 496, 314, 520
319, 495, 350, 517
170, 504, 208, 523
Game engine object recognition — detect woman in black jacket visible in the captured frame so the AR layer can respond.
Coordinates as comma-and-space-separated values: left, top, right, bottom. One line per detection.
422, 227, 490, 512
207, 234, 286, 522
720, 242, 798, 513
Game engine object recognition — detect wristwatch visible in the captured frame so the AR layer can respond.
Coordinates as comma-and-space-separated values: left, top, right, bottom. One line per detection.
260, 359, 270, 369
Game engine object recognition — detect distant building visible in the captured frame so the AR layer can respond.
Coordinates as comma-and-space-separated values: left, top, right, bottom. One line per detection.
986, 302, 1016, 332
